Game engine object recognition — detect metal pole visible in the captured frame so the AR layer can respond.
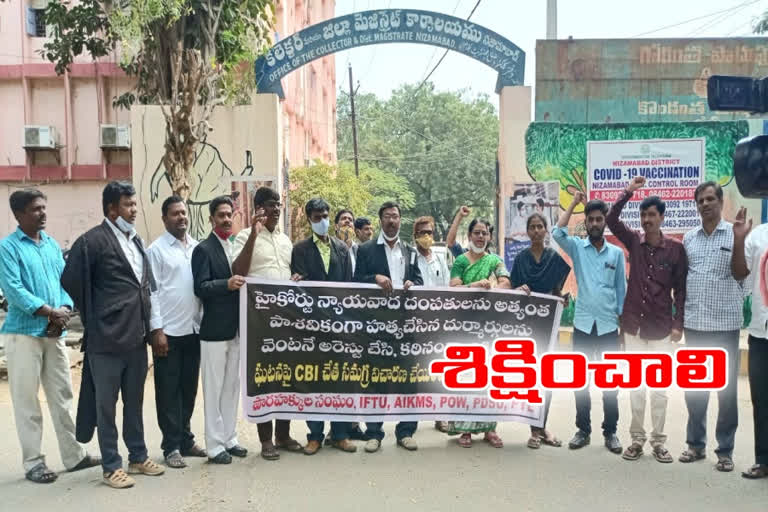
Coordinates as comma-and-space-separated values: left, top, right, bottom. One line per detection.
348, 63, 360, 177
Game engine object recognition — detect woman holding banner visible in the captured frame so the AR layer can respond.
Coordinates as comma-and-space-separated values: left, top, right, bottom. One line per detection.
448, 218, 511, 448
510, 213, 571, 450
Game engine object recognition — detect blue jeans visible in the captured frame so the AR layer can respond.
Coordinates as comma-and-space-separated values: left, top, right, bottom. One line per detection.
365, 422, 418, 441
306, 421, 353, 442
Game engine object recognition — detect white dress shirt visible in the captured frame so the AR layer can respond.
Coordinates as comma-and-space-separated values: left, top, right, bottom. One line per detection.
218, 234, 234, 265
745, 224, 768, 339
148, 231, 202, 336
377, 232, 404, 286
105, 217, 161, 330
232, 226, 292, 279
417, 250, 449, 287
105, 217, 143, 282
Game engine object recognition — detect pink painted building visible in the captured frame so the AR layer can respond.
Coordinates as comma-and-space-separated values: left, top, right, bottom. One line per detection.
0, 0, 336, 240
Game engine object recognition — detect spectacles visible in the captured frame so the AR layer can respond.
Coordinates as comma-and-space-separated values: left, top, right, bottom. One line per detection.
416, 230, 433, 236
471, 231, 490, 237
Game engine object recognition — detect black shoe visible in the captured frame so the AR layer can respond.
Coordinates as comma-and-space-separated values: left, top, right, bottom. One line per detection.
349, 424, 367, 441
226, 445, 248, 458
568, 430, 591, 449
209, 451, 232, 464
604, 434, 622, 454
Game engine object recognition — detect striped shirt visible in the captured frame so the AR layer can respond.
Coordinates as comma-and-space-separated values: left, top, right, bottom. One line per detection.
0, 227, 73, 337
683, 220, 744, 331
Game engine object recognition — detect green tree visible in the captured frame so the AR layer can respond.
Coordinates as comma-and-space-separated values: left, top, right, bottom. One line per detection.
41, 0, 275, 199
337, 83, 499, 241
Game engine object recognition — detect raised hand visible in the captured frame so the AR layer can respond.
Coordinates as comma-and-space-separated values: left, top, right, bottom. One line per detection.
571, 190, 586, 206
251, 208, 266, 236
459, 206, 471, 218
627, 176, 646, 193
733, 206, 753, 240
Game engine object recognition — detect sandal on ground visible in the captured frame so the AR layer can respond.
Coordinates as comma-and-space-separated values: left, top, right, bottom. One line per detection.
25, 463, 57, 484
261, 442, 280, 461
622, 443, 644, 461
679, 448, 706, 463
652, 445, 674, 464
165, 451, 187, 469
103, 469, 135, 489
484, 431, 504, 448
541, 431, 563, 448
527, 435, 542, 449
275, 437, 303, 452
68, 454, 102, 472
716, 455, 734, 472
458, 434, 472, 448
741, 464, 768, 479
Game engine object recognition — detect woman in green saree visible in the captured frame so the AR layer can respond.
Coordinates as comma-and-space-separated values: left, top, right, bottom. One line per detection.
447, 218, 512, 448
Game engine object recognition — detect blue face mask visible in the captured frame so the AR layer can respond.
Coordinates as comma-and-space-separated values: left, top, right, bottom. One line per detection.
311, 218, 330, 236
115, 216, 135, 233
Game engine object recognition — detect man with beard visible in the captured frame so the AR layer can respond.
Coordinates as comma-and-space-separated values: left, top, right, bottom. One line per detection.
147, 196, 207, 468
354, 201, 423, 453
553, 191, 626, 455
607, 177, 687, 464
0, 189, 100, 484
291, 198, 357, 455
232, 187, 303, 460
680, 181, 742, 473
192, 195, 248, 465
62, 181, 165, 488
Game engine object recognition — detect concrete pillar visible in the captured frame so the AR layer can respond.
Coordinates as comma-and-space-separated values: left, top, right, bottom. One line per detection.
497, 85, 532, 256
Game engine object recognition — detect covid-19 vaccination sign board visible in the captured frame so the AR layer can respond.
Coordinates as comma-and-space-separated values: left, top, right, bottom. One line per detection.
586, 138, 705, 233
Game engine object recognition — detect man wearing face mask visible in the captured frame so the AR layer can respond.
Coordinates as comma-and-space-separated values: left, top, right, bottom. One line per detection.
354, 201, 423, 452
607, 177, 687, 464
232, 187, 303, 460
553, 191, 626, 456
62, 181, 165, 489
290, 198, 357, 455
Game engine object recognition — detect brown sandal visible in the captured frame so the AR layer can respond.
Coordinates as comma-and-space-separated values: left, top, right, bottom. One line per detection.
103, 469, 135, 489
527, 435, 542, 449
261, 442, 280, 461
716, 456, 734, 472
741, 464, 768, 479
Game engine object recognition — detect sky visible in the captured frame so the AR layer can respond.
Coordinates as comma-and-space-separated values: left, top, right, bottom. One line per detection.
331, 0, 768, 109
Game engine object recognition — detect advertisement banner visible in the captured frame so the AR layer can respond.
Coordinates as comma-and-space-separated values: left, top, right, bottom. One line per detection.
240, 279, 562, 426
586, 138, 705, 233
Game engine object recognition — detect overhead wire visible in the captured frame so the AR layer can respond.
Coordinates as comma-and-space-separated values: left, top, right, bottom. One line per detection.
631, 0, 761, 37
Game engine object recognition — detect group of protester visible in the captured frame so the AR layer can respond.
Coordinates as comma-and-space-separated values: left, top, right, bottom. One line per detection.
0, 176, 766, 489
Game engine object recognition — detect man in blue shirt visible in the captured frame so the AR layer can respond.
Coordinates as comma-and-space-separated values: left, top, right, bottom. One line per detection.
552, 191, 626, 455
0, 189, 100, 484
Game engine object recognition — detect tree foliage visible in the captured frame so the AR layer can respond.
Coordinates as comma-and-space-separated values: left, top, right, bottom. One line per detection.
288, 160, 414, 240
337, 83, 499, 241
42, 0, 275, 199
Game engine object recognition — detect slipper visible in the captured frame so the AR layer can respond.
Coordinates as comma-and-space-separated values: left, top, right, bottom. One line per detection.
541, 432, 563, 448
741, 464, 768, 479
458, 434, 472, 448
261, 442, 280, 461
652, 445, 674, 464
165, 451, 187, 469
679, 448, 706, 463
483, 431, 503, 448
527, 436, 542, 449
716, 456, 734, 473
26, 463, 57, 484
275, 438, 302, 452
68, 454, 102, 472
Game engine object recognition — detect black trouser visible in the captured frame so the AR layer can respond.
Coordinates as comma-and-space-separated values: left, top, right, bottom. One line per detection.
684, 329, 740, 457
257, 420, 291, 443
89, 346, 148, 473
572, 324, 619, 436
748, 336, 768, 465
153, 334, 201, 457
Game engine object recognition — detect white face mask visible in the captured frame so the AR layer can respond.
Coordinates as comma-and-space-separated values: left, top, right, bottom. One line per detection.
116, 216, 135, 233
311, 218, 330, 236
470, 242, 487, 254
383, 229, 400, 242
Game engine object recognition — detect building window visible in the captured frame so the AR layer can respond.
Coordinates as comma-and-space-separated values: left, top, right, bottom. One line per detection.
26, 2, 51, 38
33, 9, 46, 37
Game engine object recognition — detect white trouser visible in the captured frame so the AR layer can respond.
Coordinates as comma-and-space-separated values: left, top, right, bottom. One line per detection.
200, 337, 240, 457
3, 333, 86, 472
624, 332, 672, 447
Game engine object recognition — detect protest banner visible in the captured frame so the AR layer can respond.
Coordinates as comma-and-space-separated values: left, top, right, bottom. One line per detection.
586, 138, 705, 233
239, 279, 562, 427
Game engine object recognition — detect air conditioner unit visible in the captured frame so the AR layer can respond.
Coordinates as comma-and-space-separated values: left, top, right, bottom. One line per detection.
100, 124, 131, 149
23, 125, 58, 149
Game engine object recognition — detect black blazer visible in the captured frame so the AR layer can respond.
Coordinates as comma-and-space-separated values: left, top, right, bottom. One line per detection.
61, 220, 153, 354
291, 236, 353, 283
353, 238, 423, 286
192, 233, 238, 341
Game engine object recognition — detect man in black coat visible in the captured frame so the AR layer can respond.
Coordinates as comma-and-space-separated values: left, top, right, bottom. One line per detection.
61, 181, 165, 489
291, 198, 357, 456
191, 195, 248, 465
353, 201, 423, 453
